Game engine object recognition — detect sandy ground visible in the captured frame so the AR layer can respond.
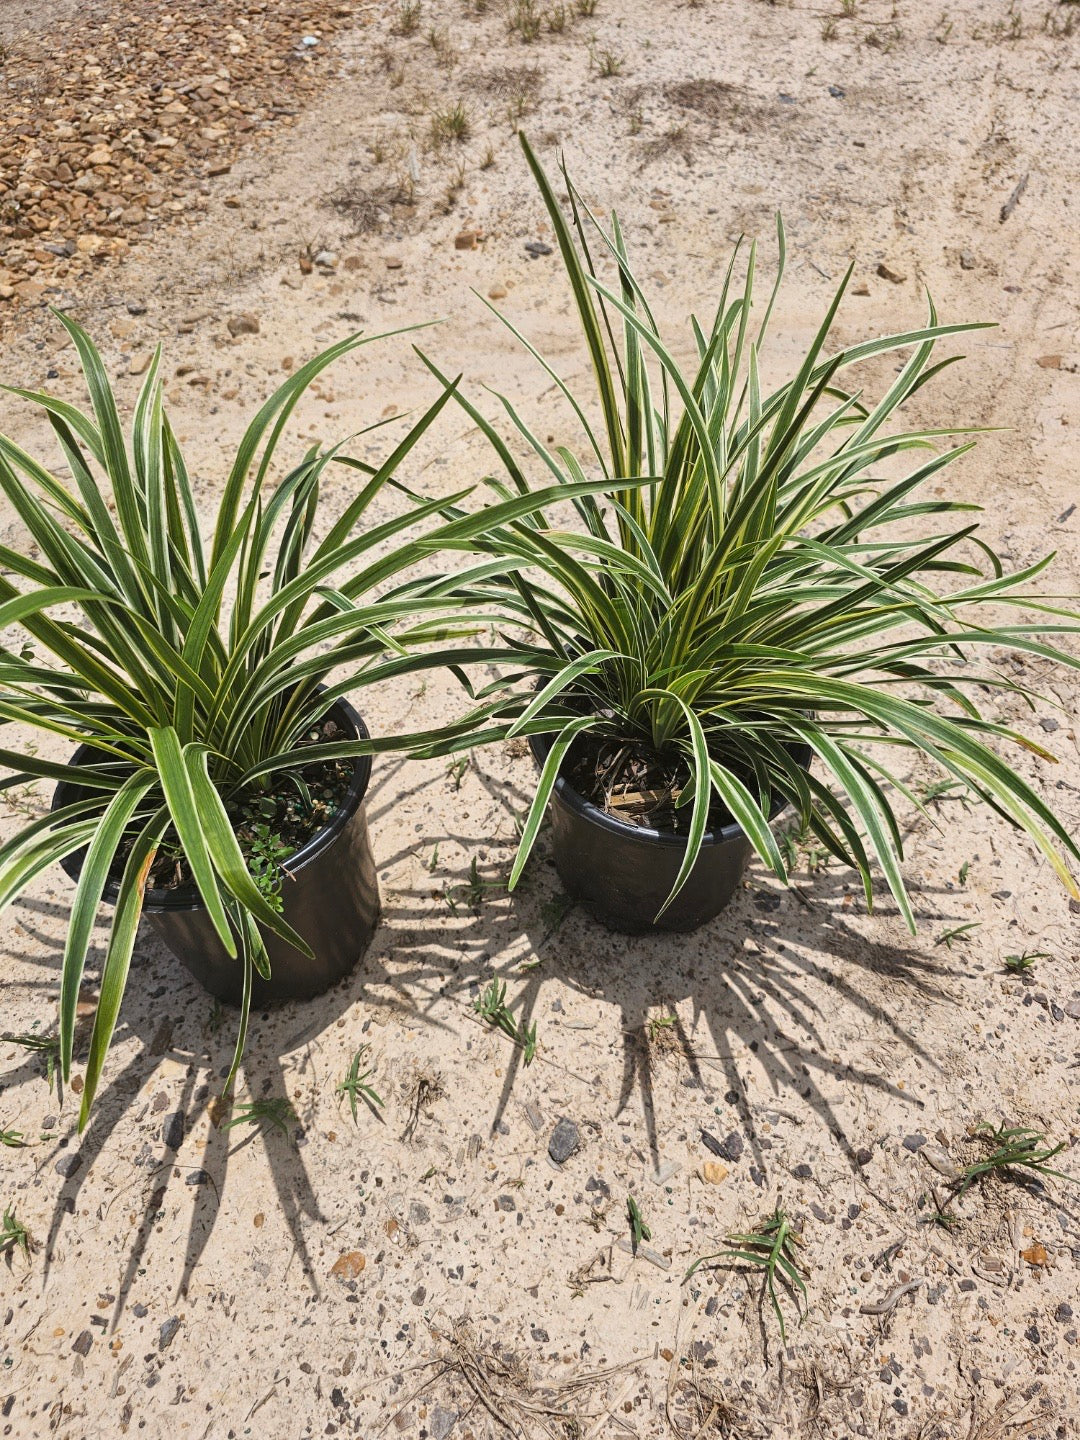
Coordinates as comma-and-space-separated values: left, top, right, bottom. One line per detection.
1, 1, 1079, 1436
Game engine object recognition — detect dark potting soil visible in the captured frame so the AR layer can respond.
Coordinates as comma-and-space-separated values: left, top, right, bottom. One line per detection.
140, 718, 355, 897
563, 733, 745, 834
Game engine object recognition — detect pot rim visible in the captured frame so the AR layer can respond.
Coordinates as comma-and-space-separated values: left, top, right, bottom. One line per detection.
52, 692, 373, 912
527, 729, 802, 849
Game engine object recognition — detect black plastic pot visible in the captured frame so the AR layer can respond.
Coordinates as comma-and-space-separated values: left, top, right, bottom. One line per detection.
527, 732, 805, 934
53, 695, 380, 1006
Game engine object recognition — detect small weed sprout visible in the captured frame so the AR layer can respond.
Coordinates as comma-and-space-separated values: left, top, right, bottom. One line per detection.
1004, 949, 1047, 974
627, 1194, 651, 1254
446, 856, 505, 912
222, 1097, 297, 1136
473, 978, 538, 1063
1, 1206, 31, 1261
935, 921, 980, 950
576, 0, 598, 14
685, 1207, 807, 1344
446, 753, 471, 789
480, 143, 497, 170
929, 1123, 1077, 1227
0, 1128, 25, 1148
595, 47, 624, 76
337, 1045, 384, 1121
547, 4, 568, 32
4, 1032, 61, 1094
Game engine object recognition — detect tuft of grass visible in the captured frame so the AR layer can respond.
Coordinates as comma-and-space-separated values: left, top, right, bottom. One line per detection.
576, 0, 598, 13
337, 1045, 384, 1122
1004, 949, 1047, 973
393, 0, 422, 35
221, 1097, 297, 1136
446, 856, 505, 912
949, 1122, 1075, 1205
627, 1194, 651, 1255
509, 0, 543, 41
480, 143, 497, 170
685, 1207, 806, 1344
431, 102, 471, 144
446, 753, 471, 789
547, 3, 568, 31
594, 47, 624, 76
1, 1206, 31, 1261
473, 978, 538, 1063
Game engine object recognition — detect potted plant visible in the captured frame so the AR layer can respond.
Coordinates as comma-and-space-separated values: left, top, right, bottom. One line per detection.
410, 135, 1080, 933
0, 315, 493, 1127
0, 313, 620, 1127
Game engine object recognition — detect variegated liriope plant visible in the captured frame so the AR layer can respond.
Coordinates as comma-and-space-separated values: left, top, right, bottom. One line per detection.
0, 315, 605, 1127
403, 133, 1080, 923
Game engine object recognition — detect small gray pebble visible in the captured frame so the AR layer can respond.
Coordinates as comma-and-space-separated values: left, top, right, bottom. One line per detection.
903, 1134, 927, 1153
496, 1195, 516, 1212
1038, 717, 1060, 733
792, 1163, 813, 1179
408, 1202, 430, 1226
162, 1112, 184, 1150
159, 1316, 181, 1351
55, 1153, 82, 1179
71, 1330, 93, 1357
548, 1117, 581, 1165
185, 1169, 212, 1186
411, 1285, 426, 1306
1055, 1303, 1073, 1322
430, 1406, 458, 1440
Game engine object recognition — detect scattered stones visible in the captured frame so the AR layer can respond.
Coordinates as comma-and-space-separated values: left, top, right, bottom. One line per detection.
876, 262, 907, 284
330, 1250, 366, 1281
55, 1152, 82, 1179
227, 311, 260, 337
161, 1112, 185, 1150
1056, 1303, 1073, 1323
158, 1316, 182, 1351
702, 1129, 743, 1162
702, 1160, 729, 1185
495, 1195, 516, 1212
411, 1284, 426, 1305
548, 1117, 581, 1165
0, 2, 354, 319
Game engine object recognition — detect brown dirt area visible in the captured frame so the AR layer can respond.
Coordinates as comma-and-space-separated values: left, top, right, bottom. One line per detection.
0, 1, 1079, 1437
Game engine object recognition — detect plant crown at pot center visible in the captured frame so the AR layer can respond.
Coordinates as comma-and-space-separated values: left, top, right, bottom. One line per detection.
396, 133, 1080, 923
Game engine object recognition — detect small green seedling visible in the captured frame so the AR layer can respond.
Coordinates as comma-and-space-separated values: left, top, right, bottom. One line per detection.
221, 1098, 297, 1136
0, 1128, 25, 1148
957, 860, 970, 886
935, 921, 981, 950
446, 856, 504, 912
473, 979, 538, 1064
647, 1013, 676, 1042
445, 754, 471, 790
627, 1194, 651, 1255
1, 1206, 31, 1261
337, 1045, 384, 1122
3, 1032, 61, 1094
1004, 950, 1048, 974
685, 1208, 807, 1345
949, 1122, 1076, 1204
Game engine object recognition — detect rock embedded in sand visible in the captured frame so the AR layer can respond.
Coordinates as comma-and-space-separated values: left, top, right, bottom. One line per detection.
701, 1160, 729, 1185
876, 262, 907, 284
330, 1251, 366, 1280
227, 312, 260, 337
548, 1117, 581, 1165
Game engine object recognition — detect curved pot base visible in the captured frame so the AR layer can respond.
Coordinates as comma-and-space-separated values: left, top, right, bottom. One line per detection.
147, 803, 381, 1007
545, 784, 753, 934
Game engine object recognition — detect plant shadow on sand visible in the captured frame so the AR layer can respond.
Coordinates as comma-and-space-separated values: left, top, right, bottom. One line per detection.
1, 755, 972, 1329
